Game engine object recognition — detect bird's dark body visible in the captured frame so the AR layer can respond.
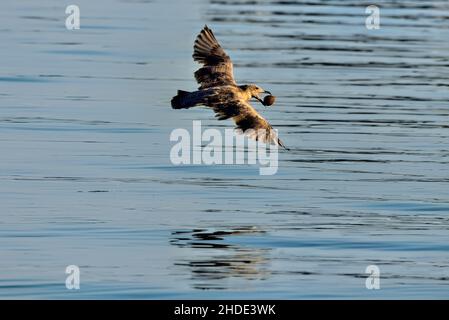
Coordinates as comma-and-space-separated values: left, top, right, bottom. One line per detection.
171, 86, 248, 122
171, 25, 287, 149
172, 86, 240, 111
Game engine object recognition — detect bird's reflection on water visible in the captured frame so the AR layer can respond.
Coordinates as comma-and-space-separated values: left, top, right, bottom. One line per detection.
170, 226, 270, 290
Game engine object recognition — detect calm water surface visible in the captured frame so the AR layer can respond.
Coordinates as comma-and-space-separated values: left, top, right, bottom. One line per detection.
1, 0, 449, 298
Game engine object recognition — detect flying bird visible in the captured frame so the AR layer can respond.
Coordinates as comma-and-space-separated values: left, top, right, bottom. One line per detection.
171, 25, 287, 149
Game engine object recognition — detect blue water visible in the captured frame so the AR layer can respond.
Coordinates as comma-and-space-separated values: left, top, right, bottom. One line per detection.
1, 0, 448, 299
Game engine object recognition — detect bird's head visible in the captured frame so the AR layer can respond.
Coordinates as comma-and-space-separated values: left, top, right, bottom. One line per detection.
242, 84, 271, 104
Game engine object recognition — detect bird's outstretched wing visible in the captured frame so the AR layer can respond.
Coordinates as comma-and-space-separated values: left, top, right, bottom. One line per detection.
193, 25, 237, 89
208, 98, 287, 149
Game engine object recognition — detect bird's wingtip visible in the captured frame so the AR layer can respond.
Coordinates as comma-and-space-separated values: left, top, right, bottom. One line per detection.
278, 139, 290, 151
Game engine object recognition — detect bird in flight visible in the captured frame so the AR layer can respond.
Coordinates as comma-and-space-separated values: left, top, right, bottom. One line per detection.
171, 25, 287, 149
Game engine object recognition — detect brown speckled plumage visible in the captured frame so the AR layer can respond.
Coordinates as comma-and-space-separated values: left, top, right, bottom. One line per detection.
171, 25, 287, 149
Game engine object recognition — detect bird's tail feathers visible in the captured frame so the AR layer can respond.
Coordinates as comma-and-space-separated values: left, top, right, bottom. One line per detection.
171, 90, 191, 109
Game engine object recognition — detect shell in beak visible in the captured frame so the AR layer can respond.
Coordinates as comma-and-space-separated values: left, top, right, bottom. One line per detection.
263, 95, 276, 106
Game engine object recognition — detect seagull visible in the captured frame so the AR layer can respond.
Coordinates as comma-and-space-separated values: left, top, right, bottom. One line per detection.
171, 25, 287, 149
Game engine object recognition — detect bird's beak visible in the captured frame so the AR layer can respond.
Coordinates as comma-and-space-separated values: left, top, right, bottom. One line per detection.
254, 96, 264, 104
264, 90, 272, 95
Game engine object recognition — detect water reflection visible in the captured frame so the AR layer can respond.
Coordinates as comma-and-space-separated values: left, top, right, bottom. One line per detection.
171, 226, 270, 290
